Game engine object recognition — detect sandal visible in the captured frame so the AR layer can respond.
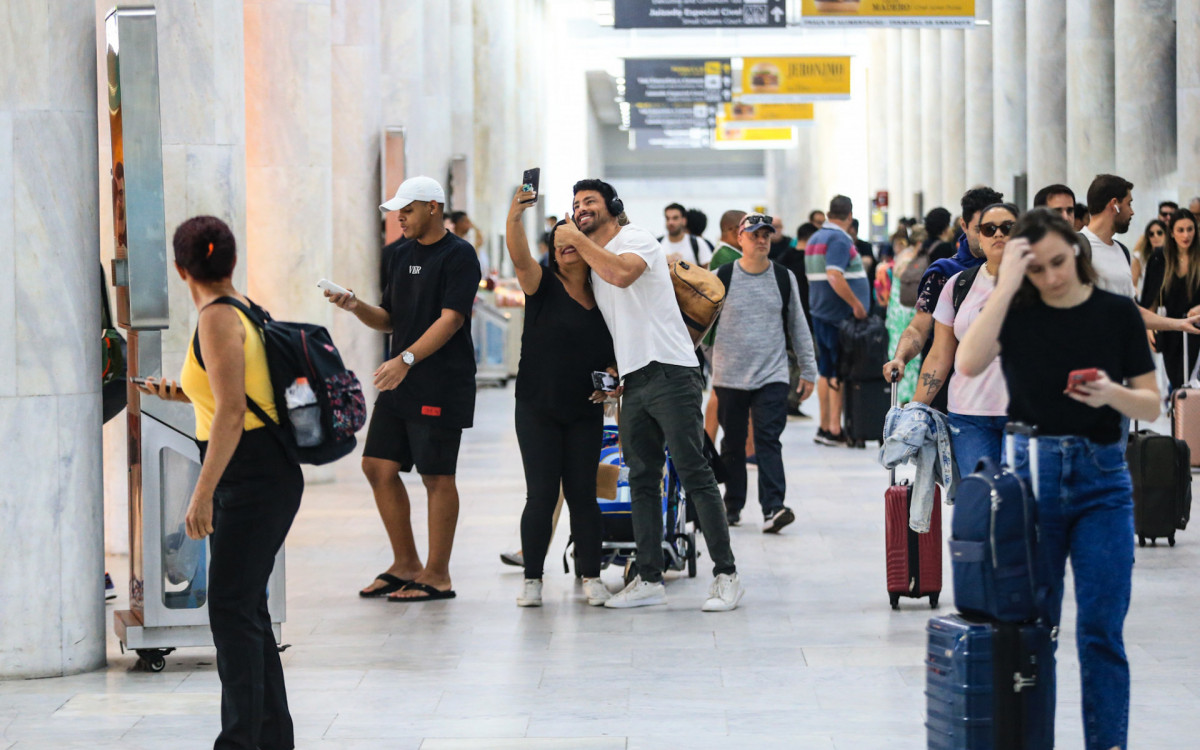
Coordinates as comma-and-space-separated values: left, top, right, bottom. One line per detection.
359, 572, 411, 598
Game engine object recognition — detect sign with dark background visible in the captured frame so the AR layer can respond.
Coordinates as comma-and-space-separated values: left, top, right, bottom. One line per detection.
615, 0, 786, 29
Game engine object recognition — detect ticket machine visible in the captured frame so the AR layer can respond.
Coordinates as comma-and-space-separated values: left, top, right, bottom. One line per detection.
105, 6, 285, 672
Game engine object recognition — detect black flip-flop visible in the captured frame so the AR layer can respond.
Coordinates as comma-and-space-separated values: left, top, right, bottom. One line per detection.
359, 573, 411, 598
387, 582, 457, 602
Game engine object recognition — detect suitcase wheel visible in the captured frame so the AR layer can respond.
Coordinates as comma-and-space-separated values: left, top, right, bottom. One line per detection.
889, 592, 900, 610
1139, 535, 1146, 548
1170, 534, 1176, 547
686, 532, 697, 578
929, 592, 939, 609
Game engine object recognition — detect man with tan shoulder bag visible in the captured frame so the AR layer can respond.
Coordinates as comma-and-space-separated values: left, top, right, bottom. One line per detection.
555, 178, 743, 612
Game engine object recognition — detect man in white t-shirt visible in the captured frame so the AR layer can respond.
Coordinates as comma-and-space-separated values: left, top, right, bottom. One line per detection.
556, 179, 742, 612
660, 202, 713, 267
1081, 174, 1200, 334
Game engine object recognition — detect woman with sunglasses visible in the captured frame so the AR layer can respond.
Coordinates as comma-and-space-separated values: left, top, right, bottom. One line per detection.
505, 186, 618, 608
1131, 219, 1167, 293
911, 203, 1017, 477
957, 208, 1159, 750
1139, 209, 1200, 391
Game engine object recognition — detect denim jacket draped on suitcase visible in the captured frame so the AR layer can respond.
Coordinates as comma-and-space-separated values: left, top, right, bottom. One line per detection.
880, 402, 957, 532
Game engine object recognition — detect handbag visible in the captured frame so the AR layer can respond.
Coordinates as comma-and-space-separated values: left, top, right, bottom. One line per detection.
669, 260, 726, 346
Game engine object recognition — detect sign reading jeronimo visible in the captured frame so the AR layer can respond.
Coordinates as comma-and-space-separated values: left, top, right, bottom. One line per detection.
615, 0, 787, 29
734, 56, 851, 103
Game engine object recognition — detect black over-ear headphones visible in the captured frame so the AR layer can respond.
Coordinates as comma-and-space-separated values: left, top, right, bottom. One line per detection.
601, 181, 624, 217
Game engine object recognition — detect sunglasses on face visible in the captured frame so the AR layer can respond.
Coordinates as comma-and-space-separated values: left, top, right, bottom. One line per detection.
1151, 230, 1165, 237
1161, 212, 1175, 219
979, 221, 1015, 238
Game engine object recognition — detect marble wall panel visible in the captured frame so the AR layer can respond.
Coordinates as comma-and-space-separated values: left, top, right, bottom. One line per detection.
964, 0, 994, 190
13, 110, 99, 399
55, 392, 106, 675
885, 30, 903, 231
1065, 0, 1115, 194
1114, 0, 1176, 201
867, 31, 889, 201
919, 29, 943, 210
1026, 0, 1068, 193
0, 396, 66, 677
900, 30, 921, 220
0, 112, 14, 399
1176, 0, 1199, 203
941, 31, 966, 209
992, 0, 1027, 202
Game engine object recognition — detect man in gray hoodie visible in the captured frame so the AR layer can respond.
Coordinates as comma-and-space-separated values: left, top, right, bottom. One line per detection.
711, 213, 818, 532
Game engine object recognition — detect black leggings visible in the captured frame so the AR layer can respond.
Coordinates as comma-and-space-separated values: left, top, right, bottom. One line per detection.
515, 400, 604, 579
203, 429, 303, 750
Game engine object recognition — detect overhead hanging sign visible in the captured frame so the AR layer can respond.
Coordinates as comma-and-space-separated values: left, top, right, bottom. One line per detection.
733, 56, 851, 103
629, 128, 713, 150
712, 123, 798, 150
798, 0, 975, 27
630, 101, 718, 130
719, 100, 814, 128
614, 0, 787, 29
623, 58, 732, 129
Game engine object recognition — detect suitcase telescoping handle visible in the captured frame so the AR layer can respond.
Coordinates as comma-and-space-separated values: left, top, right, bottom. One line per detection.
1004, 422, 1039, 500
889, 371, 900, 486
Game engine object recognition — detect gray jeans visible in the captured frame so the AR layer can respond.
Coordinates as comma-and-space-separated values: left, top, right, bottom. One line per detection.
622, 362, 736, 583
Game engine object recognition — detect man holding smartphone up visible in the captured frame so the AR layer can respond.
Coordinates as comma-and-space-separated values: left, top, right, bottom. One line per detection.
556, 178, 743, 612
325, 175, 481, 602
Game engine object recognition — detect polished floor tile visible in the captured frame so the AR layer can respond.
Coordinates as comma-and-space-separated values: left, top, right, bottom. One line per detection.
2, 387, 1197, 748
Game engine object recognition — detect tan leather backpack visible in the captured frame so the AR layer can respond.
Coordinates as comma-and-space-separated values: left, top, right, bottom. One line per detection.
669, 259, 726, 346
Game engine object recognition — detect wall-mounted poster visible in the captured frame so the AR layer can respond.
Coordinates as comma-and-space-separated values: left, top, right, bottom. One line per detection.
799, 0, 975, 28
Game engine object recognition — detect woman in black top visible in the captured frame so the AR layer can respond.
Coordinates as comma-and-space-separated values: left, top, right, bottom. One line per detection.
958, 209, 1159, 750
506, 186, 617, 608
1139, 209, 1200, 390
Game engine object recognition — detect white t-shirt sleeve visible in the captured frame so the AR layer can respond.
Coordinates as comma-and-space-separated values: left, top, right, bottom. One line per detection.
932, 271, 959, 327
617, 228, 663, 267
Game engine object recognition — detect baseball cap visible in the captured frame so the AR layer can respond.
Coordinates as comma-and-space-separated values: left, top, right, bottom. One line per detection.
380, 176, 446, 214
739, 213, 777, 234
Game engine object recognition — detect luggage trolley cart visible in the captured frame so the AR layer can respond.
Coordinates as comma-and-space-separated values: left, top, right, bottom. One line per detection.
571, 427, 699, 583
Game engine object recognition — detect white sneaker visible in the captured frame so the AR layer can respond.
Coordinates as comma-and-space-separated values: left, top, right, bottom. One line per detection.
581, 578, 612, 606
701, 573, 744, 612
516, 578, 543, 607
603, 575, 666, 609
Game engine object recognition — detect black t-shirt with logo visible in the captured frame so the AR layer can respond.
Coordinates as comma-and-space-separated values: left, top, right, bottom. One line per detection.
515, 271, 616, 419
380, 232, 482, 428
998, 288, 1155, 445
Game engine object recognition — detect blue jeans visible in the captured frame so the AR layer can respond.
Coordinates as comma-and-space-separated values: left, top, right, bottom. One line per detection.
1011, 434, 1134, 750
947, 413, 1007, 479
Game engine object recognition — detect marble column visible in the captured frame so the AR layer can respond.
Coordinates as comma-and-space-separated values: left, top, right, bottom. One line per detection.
886, 30, 904, 232
1180, 0, 1200, 205
244, 0, 334, 481
901, 29, 922, 220
964, 0, 995, 189
867, 30, 889, 216
450, 0, 476, 215
1, 0, 105, 678
941, 30, 966, 210
331, 0, 382, 481
1115, 0, 1176, 209
766, 129, 817, 234
919, 29, 943, 210
992, 0, 1027, 205
1066, 0, 1115, 194
1026, 0, 1068, 194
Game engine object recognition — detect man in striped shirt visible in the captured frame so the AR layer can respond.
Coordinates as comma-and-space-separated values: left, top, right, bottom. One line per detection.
805, 195, 871, 446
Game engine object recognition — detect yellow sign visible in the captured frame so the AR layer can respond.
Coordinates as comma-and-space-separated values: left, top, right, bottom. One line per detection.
799, 0, 975, 27
712, 124, 797, 150
720, 101, 814, 128
736, 57, 851, 103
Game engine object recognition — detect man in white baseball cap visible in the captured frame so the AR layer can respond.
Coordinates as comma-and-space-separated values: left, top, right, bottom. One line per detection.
327, 174, 481, 602
379, 175, 446, 213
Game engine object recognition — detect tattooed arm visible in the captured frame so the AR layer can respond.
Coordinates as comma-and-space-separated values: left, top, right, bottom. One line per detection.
911, 321, 957, 406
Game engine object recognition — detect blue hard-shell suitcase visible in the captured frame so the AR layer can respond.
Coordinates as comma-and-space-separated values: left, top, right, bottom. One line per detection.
925, 614, 1055, 750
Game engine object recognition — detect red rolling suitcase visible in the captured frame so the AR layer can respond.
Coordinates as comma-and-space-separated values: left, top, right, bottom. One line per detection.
884, 378, 942, 609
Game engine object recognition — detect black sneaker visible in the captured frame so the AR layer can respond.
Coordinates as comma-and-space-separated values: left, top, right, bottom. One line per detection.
726, 512, 741, 527
763, 507, 796, 534
813, 429, 833, 446
827, 431, 848, 446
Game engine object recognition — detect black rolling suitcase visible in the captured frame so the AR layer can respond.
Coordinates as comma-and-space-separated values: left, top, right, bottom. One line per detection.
844, 378, 890, 446
1126, 427, 1191, 547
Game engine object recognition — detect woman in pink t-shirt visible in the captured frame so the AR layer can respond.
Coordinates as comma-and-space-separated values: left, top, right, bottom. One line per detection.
913, 203, 1017, 477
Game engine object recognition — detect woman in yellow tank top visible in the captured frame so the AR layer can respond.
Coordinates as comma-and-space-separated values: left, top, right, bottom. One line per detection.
136, 216, 302, 750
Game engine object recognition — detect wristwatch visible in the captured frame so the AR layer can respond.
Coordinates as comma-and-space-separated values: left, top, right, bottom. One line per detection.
400, 350, 415, 366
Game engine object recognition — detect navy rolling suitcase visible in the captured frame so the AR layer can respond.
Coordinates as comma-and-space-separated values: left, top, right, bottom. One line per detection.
926, 613, 1055, 750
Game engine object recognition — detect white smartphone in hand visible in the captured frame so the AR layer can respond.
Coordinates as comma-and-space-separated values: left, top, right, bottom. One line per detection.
317, 278, 353, 298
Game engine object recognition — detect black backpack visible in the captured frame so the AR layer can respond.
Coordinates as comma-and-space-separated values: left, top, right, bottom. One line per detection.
192, 296, 366, 465
950, 265, 983, 314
